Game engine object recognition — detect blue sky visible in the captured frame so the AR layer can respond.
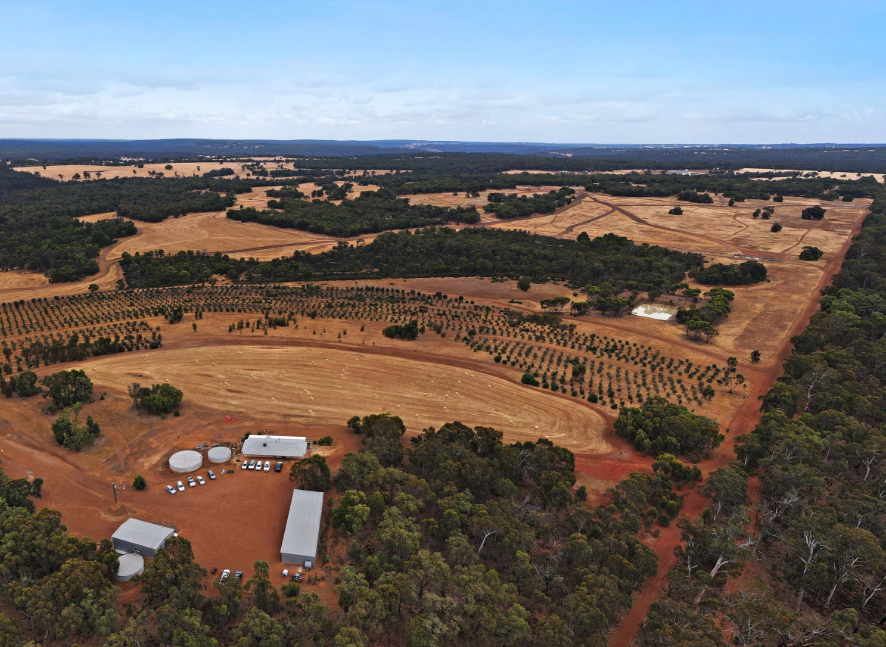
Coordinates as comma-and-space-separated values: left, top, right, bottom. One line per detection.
1, 0, 883, 143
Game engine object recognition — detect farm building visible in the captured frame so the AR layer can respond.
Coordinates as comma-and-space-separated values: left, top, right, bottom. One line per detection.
280, 489, 324, 566
112, 519, 175, 558
243, 434, 308, 459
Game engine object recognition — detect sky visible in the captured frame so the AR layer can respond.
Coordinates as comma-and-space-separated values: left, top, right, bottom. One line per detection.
1, 0, 884, 144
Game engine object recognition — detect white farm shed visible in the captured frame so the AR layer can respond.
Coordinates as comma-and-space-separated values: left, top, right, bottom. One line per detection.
243, 435, 308, 459
280, 489, 324, 566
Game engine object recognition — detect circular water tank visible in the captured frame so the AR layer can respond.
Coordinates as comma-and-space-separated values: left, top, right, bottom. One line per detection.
207, 446, 232, 463
115, 553, 145, 582
169, 450, 203, 473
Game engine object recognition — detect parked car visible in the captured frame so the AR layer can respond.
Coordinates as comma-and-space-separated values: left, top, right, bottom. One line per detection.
196, 475, 206, 485
208, 470, 216, 480
220, 569, 230, 582
241, 461, 248, 470
252, 460, 261, 471
176, 481, 185, 492
234, 571, 243, 580
187, 477, 196, 488
275, 461, 283, 472
248, 460, 256, 470
211, 566, 218, 574
263, 461, 270, 472
166, 485, 176, 495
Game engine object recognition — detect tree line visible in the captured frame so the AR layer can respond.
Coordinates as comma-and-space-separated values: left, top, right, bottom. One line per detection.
120, 229, 704, 294
226, 189, 481, 237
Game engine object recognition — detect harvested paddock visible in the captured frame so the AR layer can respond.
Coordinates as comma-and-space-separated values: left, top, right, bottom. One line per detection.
107, 210, 339, 261
73, 344, 611, 454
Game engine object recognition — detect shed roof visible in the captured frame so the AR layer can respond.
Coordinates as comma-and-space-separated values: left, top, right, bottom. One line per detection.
281, 490, 324, 559
243, 435, 308, 458
112, 519, 175, 550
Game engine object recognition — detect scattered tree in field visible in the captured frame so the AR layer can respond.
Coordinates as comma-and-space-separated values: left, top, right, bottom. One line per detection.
799, 246, 824, 261
88, 283, 98, 292
516, 277, 531, 291
685, 318, 719, 342
3, 371, 41, 398
801, 205, 826, 220
128, 382, 183, 415
133, 475, 147, 490
668, 206, 683, 215
382, 320, 419, 340
51, 403, 101, 450
771, 222, 783, 232
41, 369, 93, 408
690, 260, 767, 286
540, 296, 571, 313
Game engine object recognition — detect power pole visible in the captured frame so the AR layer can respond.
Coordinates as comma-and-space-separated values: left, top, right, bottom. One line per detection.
112, 482, 118, 505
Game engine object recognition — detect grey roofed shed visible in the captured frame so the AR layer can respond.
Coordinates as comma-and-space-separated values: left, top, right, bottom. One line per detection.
281, 490, 324, 565
243, 435, 308, 458
112, 519, 175, 558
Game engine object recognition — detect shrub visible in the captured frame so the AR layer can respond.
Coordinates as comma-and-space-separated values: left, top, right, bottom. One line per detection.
771, 222, 783, 232
133, 475, 147, 490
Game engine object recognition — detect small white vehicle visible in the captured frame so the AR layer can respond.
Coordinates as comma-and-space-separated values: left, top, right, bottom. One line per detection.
187, 477, 196, 488
252, 460, 261, 471
208, 470, 216, 480
220, 569, 231, 583
166, 485, 176, 495
176, 481, 185, 492
196, 475, 206, 485
241, 461, 249, 470
263, 461, 270, 472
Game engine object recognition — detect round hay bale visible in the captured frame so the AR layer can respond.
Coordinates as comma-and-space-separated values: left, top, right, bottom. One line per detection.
207, 446, 232, 464
115, 553, 145, 582
169, 450, 203, 473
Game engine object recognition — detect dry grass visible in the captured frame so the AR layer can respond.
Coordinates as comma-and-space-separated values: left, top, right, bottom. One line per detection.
75, 344, 609, 454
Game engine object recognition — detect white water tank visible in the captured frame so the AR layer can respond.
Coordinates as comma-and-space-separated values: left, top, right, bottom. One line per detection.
115, 553, 145, 582
207, 446, 232, 463
169, 450, 203, 473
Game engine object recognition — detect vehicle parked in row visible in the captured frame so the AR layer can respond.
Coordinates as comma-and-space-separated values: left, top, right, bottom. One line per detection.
263, 461, 270, 472
166, 485, 176, 495
196, 475, 205, 485
275, 461, 283, 472
248, 460, 256, 470
176, 481, 185, 492
220, 569, 230, 582
234, 571, 243, 579
187, 477, 196, 487
241, 461, 248, 470
208, 470, 216, 480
